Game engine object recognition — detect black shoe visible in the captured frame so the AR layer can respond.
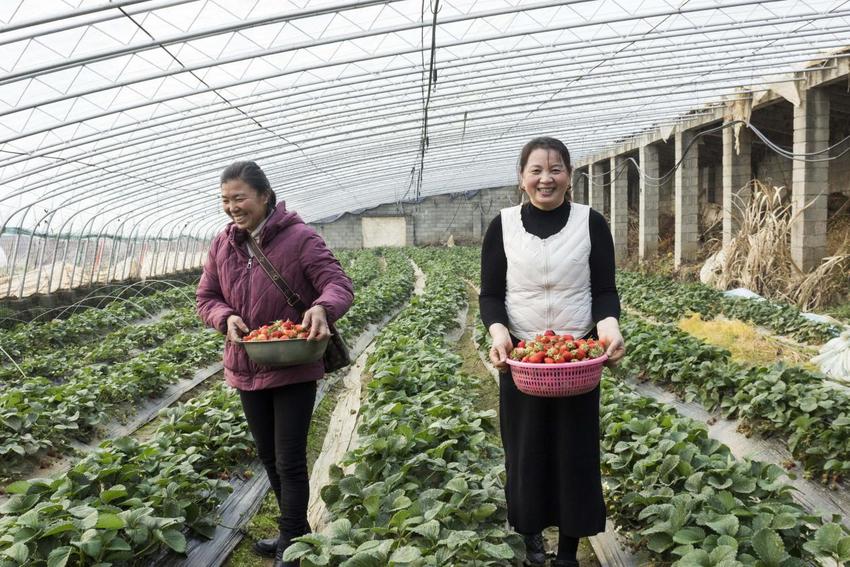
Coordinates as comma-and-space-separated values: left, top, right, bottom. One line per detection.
252, 537, 277, 558
522, 532, 546, 566
552, 560, 579, 567
273, 535, 299, 567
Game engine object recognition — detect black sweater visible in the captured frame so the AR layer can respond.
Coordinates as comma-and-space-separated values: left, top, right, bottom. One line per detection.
479, 200, 620, 329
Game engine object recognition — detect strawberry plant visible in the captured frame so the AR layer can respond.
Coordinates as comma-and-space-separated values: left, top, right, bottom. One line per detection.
0, 382, 253, 565
619, 315, 850, 484
618, 272, 840, 345
0, 285, 196, 360
598, 376, 849, 566
283, 249, 523, 566
333, 248, 415, 343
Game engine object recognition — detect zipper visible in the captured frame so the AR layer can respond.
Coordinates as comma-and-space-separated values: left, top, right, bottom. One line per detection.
243, 256, 253, 327
542, 239, 551, 331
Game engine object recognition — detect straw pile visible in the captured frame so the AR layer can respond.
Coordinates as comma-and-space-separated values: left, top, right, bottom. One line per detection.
705, 181, 850, 310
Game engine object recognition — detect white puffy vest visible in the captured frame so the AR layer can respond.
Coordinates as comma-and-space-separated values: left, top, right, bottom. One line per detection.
502, 203, 594, 340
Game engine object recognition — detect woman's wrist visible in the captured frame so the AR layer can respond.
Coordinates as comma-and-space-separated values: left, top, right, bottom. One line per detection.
488, 323, 510, 340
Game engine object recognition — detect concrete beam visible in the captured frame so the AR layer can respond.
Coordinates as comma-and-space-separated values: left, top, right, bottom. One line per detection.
610, 155, 629, 264
674, 129, 700, 267
575, 55, 850, 171
722, 126, 753, 246
639, 144, 660, 260
791, 87, 829, 271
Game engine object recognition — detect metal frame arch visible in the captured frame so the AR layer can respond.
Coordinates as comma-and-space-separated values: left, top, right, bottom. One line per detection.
4, 2, 840, 149
5, 19, 842, 178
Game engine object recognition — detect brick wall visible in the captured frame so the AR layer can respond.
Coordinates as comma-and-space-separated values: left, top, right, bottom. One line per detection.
310, 186, 520, 249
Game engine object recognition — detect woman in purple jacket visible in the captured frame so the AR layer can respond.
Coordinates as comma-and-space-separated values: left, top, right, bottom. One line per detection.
197, 161, 354, 567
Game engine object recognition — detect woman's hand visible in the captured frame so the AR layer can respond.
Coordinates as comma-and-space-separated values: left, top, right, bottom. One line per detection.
488, 323, 513, 371
303, 305, 331, 341
597, 317, 626, 366
226, 314, 249, 342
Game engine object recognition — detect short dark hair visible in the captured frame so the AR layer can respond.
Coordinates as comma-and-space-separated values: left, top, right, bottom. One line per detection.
518, 137, 573, 174
220, 161, 277, 212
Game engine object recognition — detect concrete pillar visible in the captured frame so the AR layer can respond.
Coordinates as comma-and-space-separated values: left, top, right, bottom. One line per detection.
722, 126, 752, 246
791, 88, 829, 271
674, 129, 700, 268
589, 162, 605, 211
579, 169, 588, 204
638, 144, 659, 260
610, 155, 628, 264
572, 168, 585, 204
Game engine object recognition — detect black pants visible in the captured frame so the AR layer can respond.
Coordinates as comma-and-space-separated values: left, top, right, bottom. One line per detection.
239, 380, 317, 539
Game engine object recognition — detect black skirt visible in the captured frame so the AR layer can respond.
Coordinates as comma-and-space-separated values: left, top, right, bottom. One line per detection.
499, 369, 606, 536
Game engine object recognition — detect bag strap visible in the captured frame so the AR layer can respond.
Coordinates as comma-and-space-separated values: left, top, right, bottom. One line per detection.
246, 237, 308, 313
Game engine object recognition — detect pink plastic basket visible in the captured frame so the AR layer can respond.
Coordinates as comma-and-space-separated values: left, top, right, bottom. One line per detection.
506, 354, 607, 397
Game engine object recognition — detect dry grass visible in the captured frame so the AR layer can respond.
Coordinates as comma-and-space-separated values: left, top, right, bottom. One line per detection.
677, 313, 818, 369
706, 181, 850, 310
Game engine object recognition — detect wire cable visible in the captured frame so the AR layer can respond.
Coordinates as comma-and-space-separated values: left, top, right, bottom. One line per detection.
575, 120, 850, 189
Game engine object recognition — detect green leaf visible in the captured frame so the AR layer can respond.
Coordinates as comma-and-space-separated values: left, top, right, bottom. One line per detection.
646, 532, 674, 553
731, 475, 756, 494
100, 485, 128, 504
473, 503, 498, 521
93, 513, 124, 530
771, 513, 797, 530
710, 544, 738, 563
47, 546, 72, 567
106, 537, 132, 552
329, 544, 357, 556
673, 527, 706, 544
389, 546, 421, 563
5, 481, 30, 495
390, 495, 412, 511
340, 552, 385, 567
326, 518, 352, 540
837, 537, 850, 561
706, 514, 739, 536
480, 541, 516, 560
74, 529, 102, 559
43, 521, 77, 537
78, 511, 98, 530
815, 523, 844, 550
659, 454, 681, 477
3, 542, 29, 563
363, 494, 381, 517
684, 472, 704, 492
283, 542, 314, 560
751, 528, 788, 567
156, 528, 187, 554
678, 549, 710, 567
446, 477, 468, 494
410, 519, 440, 541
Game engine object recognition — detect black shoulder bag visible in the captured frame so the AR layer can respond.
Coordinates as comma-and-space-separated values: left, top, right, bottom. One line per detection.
246, 238, 351, 372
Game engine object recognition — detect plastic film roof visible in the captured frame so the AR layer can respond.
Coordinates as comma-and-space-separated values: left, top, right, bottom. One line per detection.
1, 0, 849, 238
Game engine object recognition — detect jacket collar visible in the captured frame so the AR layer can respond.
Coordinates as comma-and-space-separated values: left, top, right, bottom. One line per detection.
227, 202, 304, 247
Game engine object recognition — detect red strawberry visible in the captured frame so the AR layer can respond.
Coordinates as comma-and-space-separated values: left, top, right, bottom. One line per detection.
573, 349, 586, 360
529, 352, 546, 364
544, 330, 556, 336
517, 340, 526, 349
544, 357, 555, 364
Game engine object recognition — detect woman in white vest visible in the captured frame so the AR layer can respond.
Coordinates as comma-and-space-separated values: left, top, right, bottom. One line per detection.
480, 137, 625, 567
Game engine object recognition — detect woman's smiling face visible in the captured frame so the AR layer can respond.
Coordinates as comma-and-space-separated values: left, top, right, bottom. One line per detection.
221, 178, 269, 232
520, 148, 571, 211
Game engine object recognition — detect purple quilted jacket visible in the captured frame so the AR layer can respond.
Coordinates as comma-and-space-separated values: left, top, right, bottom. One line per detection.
196, 204, 354, 391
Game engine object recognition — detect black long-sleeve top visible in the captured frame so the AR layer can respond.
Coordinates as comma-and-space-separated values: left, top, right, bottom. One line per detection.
479, 200, 620, 329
